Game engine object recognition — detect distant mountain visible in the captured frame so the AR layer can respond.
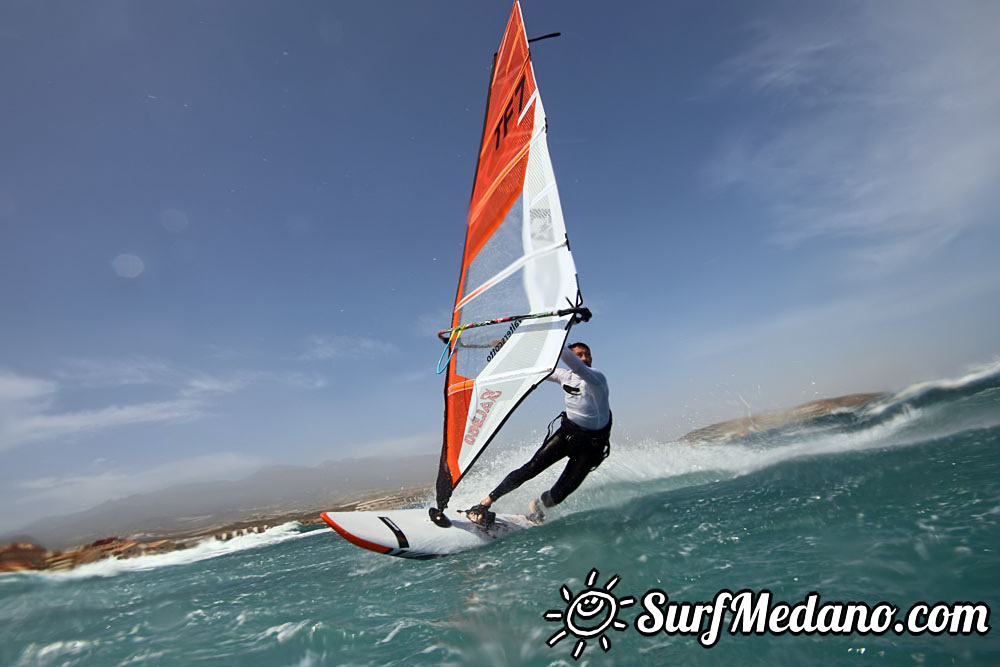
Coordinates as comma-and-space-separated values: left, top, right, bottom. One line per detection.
679, 393, 885, 442
3, 454, 437, 550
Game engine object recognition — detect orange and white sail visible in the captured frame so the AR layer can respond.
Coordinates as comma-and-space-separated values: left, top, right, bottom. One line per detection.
433, 2, 581, 511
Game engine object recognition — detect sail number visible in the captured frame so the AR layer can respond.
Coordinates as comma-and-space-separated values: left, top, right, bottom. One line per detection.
492, 74, 527, 150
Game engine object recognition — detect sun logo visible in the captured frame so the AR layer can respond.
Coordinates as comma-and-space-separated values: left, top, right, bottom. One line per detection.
543, 568, 635, 659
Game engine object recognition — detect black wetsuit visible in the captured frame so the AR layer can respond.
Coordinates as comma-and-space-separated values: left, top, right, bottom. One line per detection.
487, 347, 612, 508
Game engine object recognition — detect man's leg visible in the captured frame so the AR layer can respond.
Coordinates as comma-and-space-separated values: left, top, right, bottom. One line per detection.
543, 446, 604, 507
490, 431, 570, 501
471, 430, 570, 520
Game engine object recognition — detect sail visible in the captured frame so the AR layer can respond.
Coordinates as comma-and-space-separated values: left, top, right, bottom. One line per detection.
434, 2, 580, 511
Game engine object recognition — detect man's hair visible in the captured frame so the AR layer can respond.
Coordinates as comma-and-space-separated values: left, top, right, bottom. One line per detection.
568, 342, 590, 353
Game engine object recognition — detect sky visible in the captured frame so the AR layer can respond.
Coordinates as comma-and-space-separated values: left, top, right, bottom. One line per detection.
2, 0, 998, 534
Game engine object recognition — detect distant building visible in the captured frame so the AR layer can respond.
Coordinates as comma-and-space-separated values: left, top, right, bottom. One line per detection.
0, 542, 47, 572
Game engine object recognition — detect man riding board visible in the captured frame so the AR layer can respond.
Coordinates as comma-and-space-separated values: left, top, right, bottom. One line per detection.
466, 335, 611, 527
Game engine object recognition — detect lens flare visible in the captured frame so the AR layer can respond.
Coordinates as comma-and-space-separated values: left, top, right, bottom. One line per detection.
112, 254, 145, 279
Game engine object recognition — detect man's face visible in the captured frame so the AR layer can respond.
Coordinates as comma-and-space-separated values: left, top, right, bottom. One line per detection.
571, 345, 592, 367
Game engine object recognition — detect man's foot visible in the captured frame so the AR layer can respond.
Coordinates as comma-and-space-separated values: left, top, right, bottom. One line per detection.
527, 498, 545, 524
428, 507, 451, 528
465, 504, 496, 528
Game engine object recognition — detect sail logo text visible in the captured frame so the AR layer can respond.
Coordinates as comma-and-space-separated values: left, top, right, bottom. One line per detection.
465, 389, 503, 446
486, 320, 520, 363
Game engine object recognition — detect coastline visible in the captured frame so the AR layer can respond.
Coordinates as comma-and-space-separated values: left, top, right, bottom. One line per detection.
0, 485, 431, 573
1, 392, 888, 573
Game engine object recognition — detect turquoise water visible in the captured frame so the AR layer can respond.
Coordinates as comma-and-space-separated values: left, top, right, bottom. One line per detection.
2, 365, 999, 665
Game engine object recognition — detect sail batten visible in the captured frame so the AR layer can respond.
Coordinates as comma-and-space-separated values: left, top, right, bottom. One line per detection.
433, 2, 581, 512
454, 240, 569, 312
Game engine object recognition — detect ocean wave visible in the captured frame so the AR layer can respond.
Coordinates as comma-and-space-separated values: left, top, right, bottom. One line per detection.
413, 360, 1000, 534
865, 357, 1000, 417
534, 365, 1000, 523
22, 522, 323, 581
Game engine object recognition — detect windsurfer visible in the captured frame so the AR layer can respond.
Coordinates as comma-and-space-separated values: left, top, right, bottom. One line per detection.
467, 335, 611, 526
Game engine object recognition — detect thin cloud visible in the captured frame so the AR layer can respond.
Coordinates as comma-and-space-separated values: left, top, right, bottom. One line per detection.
391, 370, 434, 385
0, 360, 335, 453
414, 308, 452, 338
0, 365, 215, 452
2, 396, 203, 451
203, 343, 262, 361
178, 368, 328, 397
0, 370, 55, 402
683, 270, 1000, 363
298, 334, 397, 361
15, 452, 266, 509
356, 431, 437, 458
707, 1, 1000, 277
179, 373, 254, 398
53, 356, 175, 388
276, 372, 328, 390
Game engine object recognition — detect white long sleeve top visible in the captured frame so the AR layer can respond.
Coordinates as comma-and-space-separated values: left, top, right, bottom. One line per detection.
545, 346, 611, 430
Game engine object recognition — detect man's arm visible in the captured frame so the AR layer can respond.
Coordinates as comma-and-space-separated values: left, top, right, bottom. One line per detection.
559, 346, 603, 383
546, 367, 570, 384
